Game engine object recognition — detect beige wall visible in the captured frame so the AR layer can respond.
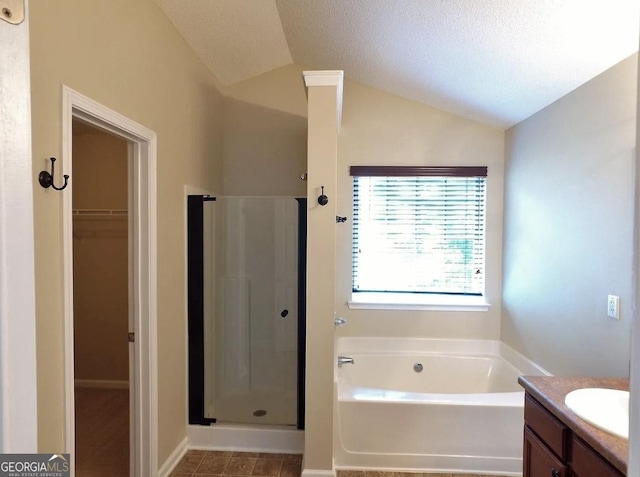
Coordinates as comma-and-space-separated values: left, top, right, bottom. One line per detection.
502, 53, 638, 377
225, 63, 308, 119
223, 64, 308, 198
72, 131, 128, 382
30, 0, 224, 465
72, 128, 128, 210
222, 98, 306, 197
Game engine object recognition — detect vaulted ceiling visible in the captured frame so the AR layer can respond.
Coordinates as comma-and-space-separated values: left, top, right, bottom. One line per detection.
154, 0, 639, 128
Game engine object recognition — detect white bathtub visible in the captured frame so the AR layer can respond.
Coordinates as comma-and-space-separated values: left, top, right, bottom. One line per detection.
334, 338, 549, 476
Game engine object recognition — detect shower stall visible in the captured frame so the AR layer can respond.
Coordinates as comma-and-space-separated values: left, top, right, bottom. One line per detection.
188, 195, 306, 429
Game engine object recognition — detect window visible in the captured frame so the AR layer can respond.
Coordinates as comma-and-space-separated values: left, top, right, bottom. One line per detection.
350, 166, 487, 307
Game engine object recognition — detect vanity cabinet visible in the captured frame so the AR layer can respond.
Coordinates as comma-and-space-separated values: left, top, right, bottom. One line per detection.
523, 393, 624, 477
523, 427, 566, 477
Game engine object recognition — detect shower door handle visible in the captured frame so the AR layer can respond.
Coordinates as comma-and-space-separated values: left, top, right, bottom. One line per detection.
280, 309, 289, 318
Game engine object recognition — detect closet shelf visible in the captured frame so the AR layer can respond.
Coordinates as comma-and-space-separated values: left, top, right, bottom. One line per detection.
73, 209, 128, 240
73, 208, 128, 220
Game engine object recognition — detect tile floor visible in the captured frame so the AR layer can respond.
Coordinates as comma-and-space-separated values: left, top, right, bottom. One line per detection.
170, 451, 303, 477
170, 452, 502, 477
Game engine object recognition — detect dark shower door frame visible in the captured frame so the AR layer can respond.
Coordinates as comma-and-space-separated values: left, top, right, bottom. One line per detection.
187, 194, 307, 429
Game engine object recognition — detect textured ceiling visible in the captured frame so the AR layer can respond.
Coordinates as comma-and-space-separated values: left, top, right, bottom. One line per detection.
155, 0, 640, 128
154, 0, 292, 85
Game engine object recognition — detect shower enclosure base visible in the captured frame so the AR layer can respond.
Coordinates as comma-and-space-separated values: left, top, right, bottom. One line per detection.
188, 424, 304, 454
213, 390, 297, 426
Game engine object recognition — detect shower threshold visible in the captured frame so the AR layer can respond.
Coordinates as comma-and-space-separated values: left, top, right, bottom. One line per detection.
187, 423, 304, 454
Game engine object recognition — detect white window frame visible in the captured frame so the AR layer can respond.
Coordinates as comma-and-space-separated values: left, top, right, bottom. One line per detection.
348, 166, 490, 312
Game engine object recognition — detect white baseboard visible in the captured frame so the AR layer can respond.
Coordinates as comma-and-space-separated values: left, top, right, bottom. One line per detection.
158, 436, 188, 477
74, 379, 129, 389
302, 469, 335, 477
187, 424, 304, 454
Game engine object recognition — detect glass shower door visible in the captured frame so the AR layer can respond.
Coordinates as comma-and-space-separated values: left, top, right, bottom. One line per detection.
203, 197, 300, 426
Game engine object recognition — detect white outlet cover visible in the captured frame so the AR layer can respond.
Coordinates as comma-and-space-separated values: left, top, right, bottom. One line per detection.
607, 295, 620, 320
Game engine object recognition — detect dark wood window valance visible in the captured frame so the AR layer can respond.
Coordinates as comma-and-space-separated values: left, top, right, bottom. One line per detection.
349, 166, 488, 177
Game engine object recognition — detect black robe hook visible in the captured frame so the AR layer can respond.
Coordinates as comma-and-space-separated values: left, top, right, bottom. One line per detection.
39, 157, 69, 191
317, 186, 328, 206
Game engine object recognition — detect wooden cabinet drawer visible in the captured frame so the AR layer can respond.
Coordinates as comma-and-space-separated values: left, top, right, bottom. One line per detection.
524, 394, 569, 459
570, 437, 624, 477
524, 427, 567, 477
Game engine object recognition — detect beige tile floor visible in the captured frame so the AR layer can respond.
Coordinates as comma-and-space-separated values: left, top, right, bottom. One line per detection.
170, 452, 502, 477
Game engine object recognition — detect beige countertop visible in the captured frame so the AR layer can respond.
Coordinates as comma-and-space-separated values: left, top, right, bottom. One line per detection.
518, 375, 628, 475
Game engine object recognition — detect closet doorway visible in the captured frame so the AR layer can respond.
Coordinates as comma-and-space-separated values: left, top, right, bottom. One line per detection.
61, 86, 158, 477
72, 119, 131, 476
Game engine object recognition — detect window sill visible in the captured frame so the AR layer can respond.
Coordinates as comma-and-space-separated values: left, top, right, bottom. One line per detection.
347, 292, 491, 312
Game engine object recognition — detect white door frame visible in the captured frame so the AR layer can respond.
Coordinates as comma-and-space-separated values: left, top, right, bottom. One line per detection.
0, 0, 38, 453
61, 86, 158, 477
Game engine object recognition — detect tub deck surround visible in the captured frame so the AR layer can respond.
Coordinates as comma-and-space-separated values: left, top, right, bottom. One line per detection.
335, 337, 549, 375
334, 338, 549, 476
518, 375, 628, 475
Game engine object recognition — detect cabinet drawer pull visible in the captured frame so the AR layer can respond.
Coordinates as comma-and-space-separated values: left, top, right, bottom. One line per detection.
551, 469, 561, 477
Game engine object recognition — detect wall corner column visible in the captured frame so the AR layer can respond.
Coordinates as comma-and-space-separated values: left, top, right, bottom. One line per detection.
302, 70, 343, 476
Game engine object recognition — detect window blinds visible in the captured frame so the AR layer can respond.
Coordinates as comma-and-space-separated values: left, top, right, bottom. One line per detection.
351, 166, 487, 296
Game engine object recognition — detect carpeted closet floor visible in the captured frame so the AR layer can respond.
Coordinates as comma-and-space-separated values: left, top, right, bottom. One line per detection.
75, 387, 129, 477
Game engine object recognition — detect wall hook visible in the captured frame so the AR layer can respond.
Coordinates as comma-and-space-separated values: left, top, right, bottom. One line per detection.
39, 157, 69, 191
317, 186, 328, 206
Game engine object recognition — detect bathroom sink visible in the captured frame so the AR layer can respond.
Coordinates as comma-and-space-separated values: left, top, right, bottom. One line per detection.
564, 388, 629, 439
